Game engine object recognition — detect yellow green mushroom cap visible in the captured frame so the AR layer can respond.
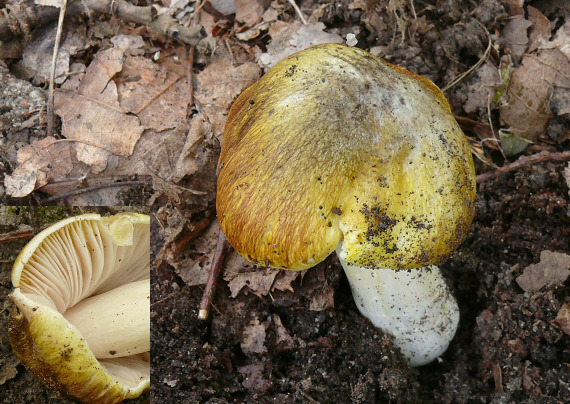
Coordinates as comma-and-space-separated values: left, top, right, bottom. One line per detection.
9, 213, 150, 404
217, 43, 476, 270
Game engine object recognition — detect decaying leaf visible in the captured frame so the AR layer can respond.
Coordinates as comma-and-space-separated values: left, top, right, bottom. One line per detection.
117, 55, 189, 132
54, 47, 144, 172
175, 219, 221, 287
0, 356, 19, 385
554, 303, 570, 336
241, 317, 267, 354
195, 59, 260, 137
272, 314, 293, 344
4, 137, 73, 197
235, 0, 264, 26
258, 22, 343, 69
500, 15, 532, 63
226, 265, 280, 298
463, 60, 499, 114
21, 23, 90, 85
309, 284, 335, 311
516, 250, 570, 292
238, 362, 271, 392
272, 270, 304, 293
500, 48, 570, 141
527, 6, 551, 53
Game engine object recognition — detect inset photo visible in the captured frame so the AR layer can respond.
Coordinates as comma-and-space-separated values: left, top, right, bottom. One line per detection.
0, 206, 150, 403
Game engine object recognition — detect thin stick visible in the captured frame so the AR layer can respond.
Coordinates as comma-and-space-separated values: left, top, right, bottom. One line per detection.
40, 180, 149, 203
442, 19, 491, 92
165, 216, 211, 262
47, 0, 67, 136
287, 0, 307, 24
476, 151, 570, 183
186, 45, 195, 118
198, 229, 231, 320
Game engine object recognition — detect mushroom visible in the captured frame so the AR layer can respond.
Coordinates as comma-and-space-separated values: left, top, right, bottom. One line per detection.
8, 212, 150, 403
216, 43, 476, 366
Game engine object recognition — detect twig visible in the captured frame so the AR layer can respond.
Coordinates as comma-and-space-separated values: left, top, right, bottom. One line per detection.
47, 0, 67, 137
442, 19, 491, 92
40, 180, 149, 202
186, 45, 195, 118
198, 229, 231, 320
287, 0, 307, 24
165, 216, 211, 262
476, 151, 570, 183
0, 0, 205, 45
0, 228, 35, 244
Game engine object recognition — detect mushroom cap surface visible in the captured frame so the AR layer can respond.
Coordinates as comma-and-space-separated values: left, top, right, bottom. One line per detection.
9, 213, 150, 404
217, 43, 475, 271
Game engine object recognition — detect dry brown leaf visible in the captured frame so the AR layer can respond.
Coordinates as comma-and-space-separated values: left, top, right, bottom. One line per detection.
527, 6, 551, 53
515, 250, 570, 292
171, 114, 209, 182
0, 356, 19, 385
55, 48, 144, 172
554, 303, 570, 336
500, 48, 570, 141
502, 0, 524, 16
238, 362, 271, 392
501, 15, 532, 63
226, 266, 280, 298
463, 60, 499, 114
117, 56, 188, 131
21, 24, 90, 85
258, 22, 343, 69
271, 270, 303, 293
241, 317, 267, 354
175, 219, 220, 287
195, 59, 260, 137
272, 314, 293, 344
110, 34, 145, 56
4, 137, 73, 197
235, 0, 264, 26
550, 21, 569, 59
309, 284, 335, 311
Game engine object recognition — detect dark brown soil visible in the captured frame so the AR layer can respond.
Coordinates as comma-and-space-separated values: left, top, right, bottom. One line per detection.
151, 158, 569, 403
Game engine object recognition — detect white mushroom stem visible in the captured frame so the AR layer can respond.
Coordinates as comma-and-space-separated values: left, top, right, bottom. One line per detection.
63, 279, 150, 359
336, 249, 459, 367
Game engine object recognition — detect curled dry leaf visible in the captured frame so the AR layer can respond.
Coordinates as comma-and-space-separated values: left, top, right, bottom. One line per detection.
54, 47, 144, 172
226, 265, 279, 298
195, 59, 261, 137
516, 250, 570, 292
4, 136, 73, 197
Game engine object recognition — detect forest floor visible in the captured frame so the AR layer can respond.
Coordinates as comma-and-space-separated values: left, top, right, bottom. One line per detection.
0, 0, 568, 403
